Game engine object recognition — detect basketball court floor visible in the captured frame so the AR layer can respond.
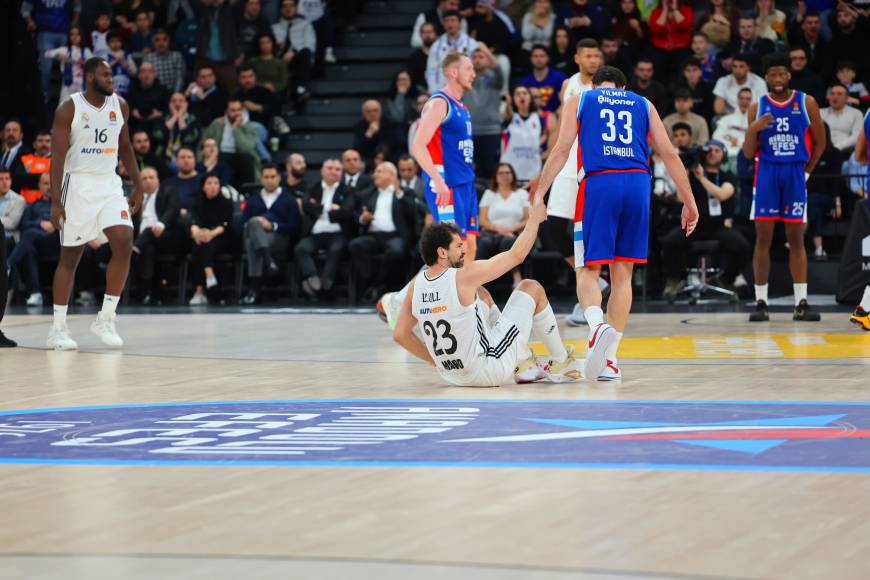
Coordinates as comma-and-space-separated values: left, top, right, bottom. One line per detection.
1, 304, 869, 579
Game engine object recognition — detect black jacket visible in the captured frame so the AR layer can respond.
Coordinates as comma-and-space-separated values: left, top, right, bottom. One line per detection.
341, 171, 373, 193
133, 187, 180, 234
302, 181, 356, 237
354, 185, 417, 244
2, 144, 32, 193
194, 0, 240, 63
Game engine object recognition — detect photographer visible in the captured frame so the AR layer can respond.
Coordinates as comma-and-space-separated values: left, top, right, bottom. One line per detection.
660, 140, 750, 298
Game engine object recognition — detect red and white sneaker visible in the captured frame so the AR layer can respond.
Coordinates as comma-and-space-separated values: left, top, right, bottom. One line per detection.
584, 323, 616, 380
598, 359, 622, 381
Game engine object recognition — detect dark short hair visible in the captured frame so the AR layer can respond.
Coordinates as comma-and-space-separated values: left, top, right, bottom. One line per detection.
804, 10, 821, 19
674, 87, 693, 100
530, 44, 549, 55
592, 65, 627, 87
636, 56, 654, 66
132, 129, 149, 139
829, 83, 849, 93
398, 154, 416, 164
836, 60, 856, 72
763, 52, 790, 73
238, 64, 256, 75
681, 57, 701, 71
732, 53, 752, 65
34, 130, 50, 139
442, 10, 461, 19
737, 87, 753, 96
490, 162, 518, 191
261, 162, 279, 174
83, 56, 107, 77
420, 223, 461, 266
576, 38, 599, 53
0, 167, 11, 176
176, 146, 195, 158
153, 28, 170, 39
672, 122, 692, 135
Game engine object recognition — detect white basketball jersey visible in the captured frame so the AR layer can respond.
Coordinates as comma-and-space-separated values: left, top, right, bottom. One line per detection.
412, 268, 483, 379
501, 112, 545, 183
557, 73, 592, 180
65, 92, 124, 175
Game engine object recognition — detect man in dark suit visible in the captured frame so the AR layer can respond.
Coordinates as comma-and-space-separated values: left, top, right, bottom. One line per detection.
349, 162, 417, 302
340, 148, 373, 192
1, 120, 30, 194
727, 17, 775, 73
132, 167, 182, 303
295, 158, 356, 299
242, 163, 302, 304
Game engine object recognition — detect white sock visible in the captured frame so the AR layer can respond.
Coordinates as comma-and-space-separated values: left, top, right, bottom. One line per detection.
860, 286, 870, 310
53, 304, 68, 327
605, 332, 623, 364
206, 274, 218, 288
533, 304, 568, 363
101, 294, 120, 317
755, 284, 768, 303
584, 306, 605, 336
794, 283, 807, 306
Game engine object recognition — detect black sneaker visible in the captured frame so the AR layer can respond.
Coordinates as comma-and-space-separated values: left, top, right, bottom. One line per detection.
749, 300, 769, 322
793, 299, 821, 321
0, 330, 17, 348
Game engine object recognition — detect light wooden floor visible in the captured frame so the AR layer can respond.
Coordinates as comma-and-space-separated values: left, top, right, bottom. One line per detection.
1, 311, 869, 580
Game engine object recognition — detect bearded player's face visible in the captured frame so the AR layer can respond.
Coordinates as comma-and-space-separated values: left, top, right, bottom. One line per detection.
90, 63, 115, 96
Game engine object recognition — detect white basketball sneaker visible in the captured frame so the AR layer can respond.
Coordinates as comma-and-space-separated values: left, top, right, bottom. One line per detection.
46, 324, 78, 351
546, 345, 583, 382
376, 291, 403, 330
91, 312, 123, 347
565, 303, 587, 326
584, 323, 616, 380
514, 355, 548, 383
598, 359, 622, 381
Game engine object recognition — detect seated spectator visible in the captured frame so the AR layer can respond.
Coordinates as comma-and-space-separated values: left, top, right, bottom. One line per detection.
807, 123, 845, 259
671, 122, 694, 150
664, 88, 710, 146
831, 4, 868, 82
18, 132, 52, 204
235, 0, 273, 59
296, 158, 355, 299
712, 53, 767, 115
842, 152, 868, 202
559, 0, 608, 44
477, 163, 529, 287
398, 155, 425, 202
467, 43, 503, 182
143, 29, 187, 93
352, 101, 401, 167
384, 71, 419, 132
283, 152, 309, 199
518, 45, 567, 113
648, 0, 694, 82
128, 62, 170, 134
411, 0, 467, 48
341, 148, 373, 192
550, 26, 579, 77
349, 161, 417, 301
0, 169, 26, 251
821, 84, 864, 160
500, 86, 556, 184
127, 11, 155, 57
197, 138, 235, 187
727, 16, 775, 73
674, 58, 714, 121
106, 32, 137, 98
788, 11, 833, 81
690, 33, 716, 82
131, 168, 182, 304
234, 65, 279, 156
1, 120, 29, 194
132, 131, 169, 178
188, 174, 236, 305
611, 0, 646, 58
43, 26, 92, 103
835, 61, 869, 109
697, 0, 738, 49
661, 141, 749, 297
272, 0, 316, 105
407, 22, 437, 94
523, 0, 556, 52
628, 58, 669, 116
788, 47, 826, 106
426, 10, 478, 92
600, 34, 632, 77
713, 87, 752, 165
754, 0, 786, 42
202, 99, 260, 186
469, 0, 516, 60
90, 13, 112, 58
185, 67, 229, 127
296, 0, 336, 64
152, 92, 203, 171
164, 147, 203, 213
249, 33, 289, 95
6, 173, 57, 307
242, 163, 301, 304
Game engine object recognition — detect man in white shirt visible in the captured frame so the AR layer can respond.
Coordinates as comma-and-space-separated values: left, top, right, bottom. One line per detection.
296, 158, 356, 298
411, 0, 467, 48
821, 83, 864, 157
425, 10, 478, 93
713, 87, 752, 167
713, 54, 768, 115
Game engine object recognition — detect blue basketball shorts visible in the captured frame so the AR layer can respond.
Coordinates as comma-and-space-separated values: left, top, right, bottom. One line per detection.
573, 170, 651, 268
423, 177, 480, 238
751, 161, 808, 223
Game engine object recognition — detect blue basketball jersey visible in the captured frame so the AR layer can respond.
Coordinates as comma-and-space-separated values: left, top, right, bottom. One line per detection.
756, 91, 811, 164
576, 88, 651, 175
865, 109, 870, 187
426, 90, 475, 186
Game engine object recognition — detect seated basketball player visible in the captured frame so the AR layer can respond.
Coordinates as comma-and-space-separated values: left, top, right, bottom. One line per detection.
392, 198, 582, 387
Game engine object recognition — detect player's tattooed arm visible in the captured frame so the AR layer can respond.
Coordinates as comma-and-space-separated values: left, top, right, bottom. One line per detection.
49, 99, 75, 230
117, 97, 144, 214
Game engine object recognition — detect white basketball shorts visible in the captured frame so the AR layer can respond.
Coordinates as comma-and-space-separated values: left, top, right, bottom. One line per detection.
59, 172, 132, 247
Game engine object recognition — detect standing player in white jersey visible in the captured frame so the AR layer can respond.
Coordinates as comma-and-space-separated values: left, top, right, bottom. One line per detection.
546, 38, 605, 326
393, 199, 582, 387
46, 57, 143, 350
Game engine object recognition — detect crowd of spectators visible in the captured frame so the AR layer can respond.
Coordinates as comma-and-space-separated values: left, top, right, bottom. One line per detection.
2, 0, 869, 307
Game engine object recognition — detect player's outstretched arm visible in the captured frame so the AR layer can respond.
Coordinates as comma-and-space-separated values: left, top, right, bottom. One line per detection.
804, 95, 827, 175
533, 95, 579, 204
410, 97, 451, 206
117, 97, 144, 214
392, 279, 436, 366
648, 102, 699, 236
856, 126, 868, 164
49, 100, 74, 231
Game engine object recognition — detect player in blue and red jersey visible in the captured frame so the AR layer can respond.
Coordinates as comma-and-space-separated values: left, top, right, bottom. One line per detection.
534, 65, 699, 381
743, 52, 826, 323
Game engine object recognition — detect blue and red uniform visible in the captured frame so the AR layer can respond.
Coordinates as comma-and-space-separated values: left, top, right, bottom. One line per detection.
865, 109, 870, 192
424, 90, 478, 238
751, 90, 812, 223
574, 87, 651, 267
